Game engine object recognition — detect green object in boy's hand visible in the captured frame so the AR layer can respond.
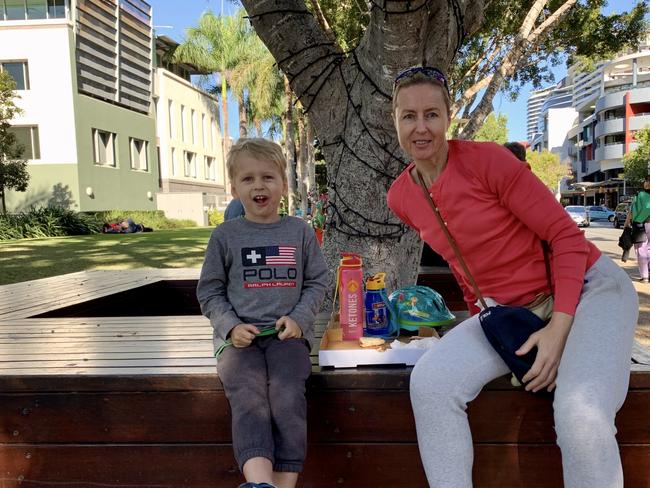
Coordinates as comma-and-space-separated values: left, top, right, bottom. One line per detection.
214, 325, 281, 357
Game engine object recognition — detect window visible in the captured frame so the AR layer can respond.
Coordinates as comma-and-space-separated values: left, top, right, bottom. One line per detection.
184, 150, 196, 178
205, 156, 216, 181
180, 105, 186, 141
5, 0, 25, 20
210, 118, 215, 149
171, 147, 177, 176
191, 109, 196, 144
130, 137, 148, 171
47, 0, 65, 18
26, 0, 46, 19
9, 125, 40, 159
202, 113, 207, 147
1, 61, 29, 90
92, 129, 116, 166
2, 0, 66, 20
168, 100, 174, 138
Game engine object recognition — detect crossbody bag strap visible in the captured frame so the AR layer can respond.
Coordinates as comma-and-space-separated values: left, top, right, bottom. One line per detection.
541, 240, 553, 294
416, 170, 488, 309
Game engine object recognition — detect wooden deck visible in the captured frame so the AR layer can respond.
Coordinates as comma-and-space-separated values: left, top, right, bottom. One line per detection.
1, 269, 650, 487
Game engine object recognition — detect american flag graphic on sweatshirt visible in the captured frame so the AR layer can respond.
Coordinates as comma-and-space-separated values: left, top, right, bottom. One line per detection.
242, 246, 297, 266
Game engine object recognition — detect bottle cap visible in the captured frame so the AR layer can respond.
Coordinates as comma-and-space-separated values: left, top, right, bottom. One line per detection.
366, 272, 386, 290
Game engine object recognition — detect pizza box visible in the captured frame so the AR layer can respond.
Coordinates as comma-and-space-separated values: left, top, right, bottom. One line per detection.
318, 315, 441, 368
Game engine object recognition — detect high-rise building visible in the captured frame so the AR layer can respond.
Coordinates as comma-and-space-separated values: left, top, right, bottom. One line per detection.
526, 86, 553, 143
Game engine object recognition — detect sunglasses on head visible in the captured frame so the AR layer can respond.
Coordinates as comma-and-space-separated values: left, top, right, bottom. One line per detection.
393, 66, 449, 91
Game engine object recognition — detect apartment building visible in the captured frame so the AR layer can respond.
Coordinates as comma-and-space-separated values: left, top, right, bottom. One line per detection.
530, 80, 577, 163
526, 86, 553, 143
0, 0, 159, 213
153, 35, 228, 226
529, 38, 650, 206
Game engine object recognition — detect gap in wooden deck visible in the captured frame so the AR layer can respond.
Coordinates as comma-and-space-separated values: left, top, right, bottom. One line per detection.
32, 280, 201, 318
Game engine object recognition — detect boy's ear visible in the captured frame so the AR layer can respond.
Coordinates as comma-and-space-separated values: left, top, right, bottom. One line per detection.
231, 184, 239, 199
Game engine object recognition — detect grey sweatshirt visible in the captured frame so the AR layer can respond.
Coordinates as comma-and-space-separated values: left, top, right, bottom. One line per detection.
197, 216, 329, 352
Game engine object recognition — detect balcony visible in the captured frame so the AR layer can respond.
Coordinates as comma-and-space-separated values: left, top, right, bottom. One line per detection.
630, 113, 650, 131
594, 118, 624, 139
595, 143, 624, 161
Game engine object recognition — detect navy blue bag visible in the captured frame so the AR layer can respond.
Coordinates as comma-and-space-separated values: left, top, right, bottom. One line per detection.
478, 306, 546, 384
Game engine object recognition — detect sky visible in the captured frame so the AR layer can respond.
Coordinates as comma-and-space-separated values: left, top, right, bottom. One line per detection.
149, 0, 645, 143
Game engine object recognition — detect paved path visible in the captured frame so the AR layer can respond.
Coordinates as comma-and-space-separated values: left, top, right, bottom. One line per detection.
584, 221, 650, 347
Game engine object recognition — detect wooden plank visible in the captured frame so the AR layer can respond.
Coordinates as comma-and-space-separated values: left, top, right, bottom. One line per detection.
1, 389, 648, 444
0, 444, 647, 487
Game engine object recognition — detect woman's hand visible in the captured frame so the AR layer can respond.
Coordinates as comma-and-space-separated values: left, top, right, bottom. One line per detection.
275, 316, 303, 340
230, 323, 260, 348
516, 312, 573, 392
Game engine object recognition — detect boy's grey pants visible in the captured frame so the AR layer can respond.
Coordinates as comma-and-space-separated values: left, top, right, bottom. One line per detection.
218, 336, 312, 473
410, 255, 638, 487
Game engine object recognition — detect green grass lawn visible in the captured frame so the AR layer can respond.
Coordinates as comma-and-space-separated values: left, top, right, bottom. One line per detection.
0, 227, 214, 285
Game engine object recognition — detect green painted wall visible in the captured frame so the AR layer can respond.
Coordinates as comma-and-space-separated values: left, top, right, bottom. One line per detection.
5, 27, 159, 214
73, 94, 158, 212
5, 164, 79, 212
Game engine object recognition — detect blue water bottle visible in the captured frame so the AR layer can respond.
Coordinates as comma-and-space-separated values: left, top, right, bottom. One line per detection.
364, 273, 390, 336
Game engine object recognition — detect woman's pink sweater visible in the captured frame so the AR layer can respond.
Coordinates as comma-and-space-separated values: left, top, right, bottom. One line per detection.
387, 140, 601, 315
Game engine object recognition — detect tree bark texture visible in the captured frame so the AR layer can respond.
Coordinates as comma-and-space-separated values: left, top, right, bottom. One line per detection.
241, 0, 485, 295
283, 76, 298, 216
238, 95, 248, 138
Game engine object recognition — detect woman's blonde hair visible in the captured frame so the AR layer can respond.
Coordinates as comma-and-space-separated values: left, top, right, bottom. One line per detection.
392, 72, 452, 118
226, 138, 287, 182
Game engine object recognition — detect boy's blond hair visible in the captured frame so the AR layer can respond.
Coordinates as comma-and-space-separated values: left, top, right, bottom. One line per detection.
227, 138, 287, 182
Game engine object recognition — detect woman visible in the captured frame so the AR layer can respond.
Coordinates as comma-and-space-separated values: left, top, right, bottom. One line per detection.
386, 66, 638, 487
624, 176, 650, 283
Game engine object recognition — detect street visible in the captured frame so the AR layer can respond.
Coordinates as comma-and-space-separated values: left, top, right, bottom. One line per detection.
583, 220, 621, 258
584, 220, 650, 348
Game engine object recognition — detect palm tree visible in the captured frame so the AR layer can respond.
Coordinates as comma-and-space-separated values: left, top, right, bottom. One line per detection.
173, 11, 249, 168
229, 29, 285, 137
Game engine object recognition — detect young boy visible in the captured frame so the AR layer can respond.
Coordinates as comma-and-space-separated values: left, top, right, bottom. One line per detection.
196, 138, 329, 488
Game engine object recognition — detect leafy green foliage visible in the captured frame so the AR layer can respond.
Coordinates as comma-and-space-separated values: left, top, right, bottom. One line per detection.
473, 113, 508, 143
309, 0, 368, 51
527, 150, 570, 190
623, 126, 650, 186
208, 208, 224, 226
0, 70, 29, 214
0, 207, 103, 240
92, 210, 196, 230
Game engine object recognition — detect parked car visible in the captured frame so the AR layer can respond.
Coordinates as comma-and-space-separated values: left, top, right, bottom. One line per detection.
587, 205, 615, 222
613, 202, 630, 228
565, 205, 590, 227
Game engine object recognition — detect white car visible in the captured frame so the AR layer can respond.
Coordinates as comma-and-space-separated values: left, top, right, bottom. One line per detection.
565, 205, 590, 227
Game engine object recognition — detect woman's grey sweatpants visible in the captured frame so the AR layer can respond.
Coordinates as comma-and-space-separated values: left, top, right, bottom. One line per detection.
410, 255, 638, 487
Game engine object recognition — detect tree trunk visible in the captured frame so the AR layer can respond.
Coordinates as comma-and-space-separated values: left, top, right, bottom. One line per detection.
297, 112, 309, 217
238, 94, 248, 138
0, 187, 5, 215
306, 118, 316, 199
283, 76, 298, 216
241, 0, 486, 296
220, 75, 230, 184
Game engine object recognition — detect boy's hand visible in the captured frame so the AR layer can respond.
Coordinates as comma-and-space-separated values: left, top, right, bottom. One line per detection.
275, 316, 302, 340
230, 323, 260, 348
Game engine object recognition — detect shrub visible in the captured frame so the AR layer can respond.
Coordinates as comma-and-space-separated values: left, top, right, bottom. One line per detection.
0, 207, 103, 240
92, 210, 195, 230
208, 208, 224, 227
